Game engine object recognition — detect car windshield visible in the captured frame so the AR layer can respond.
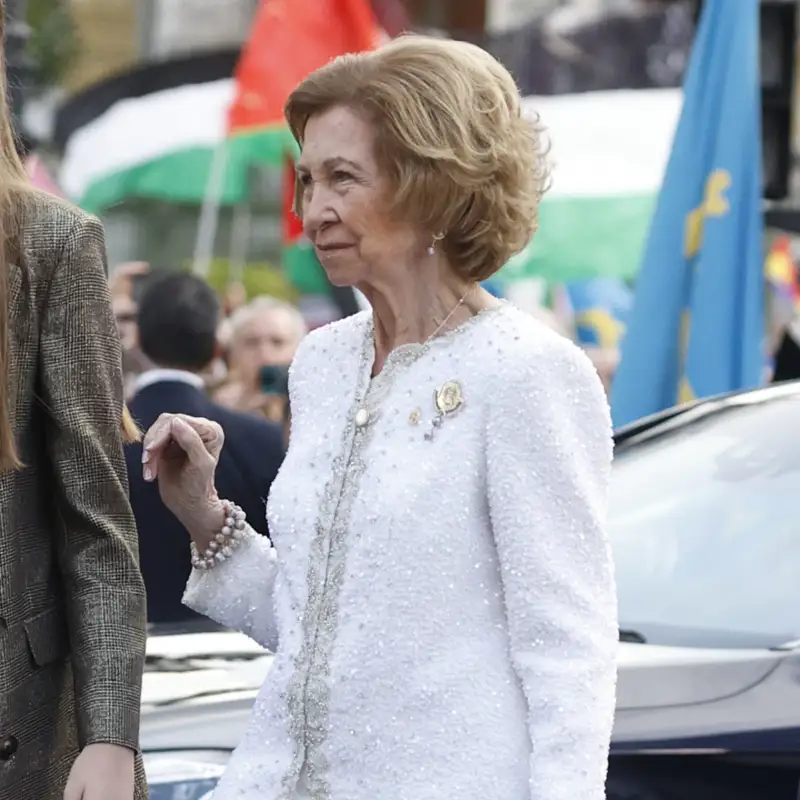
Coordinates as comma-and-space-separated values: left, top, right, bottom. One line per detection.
608, 393, 800, 649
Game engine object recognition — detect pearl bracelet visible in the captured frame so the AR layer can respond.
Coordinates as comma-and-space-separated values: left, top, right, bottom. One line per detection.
190, 501, 248, 570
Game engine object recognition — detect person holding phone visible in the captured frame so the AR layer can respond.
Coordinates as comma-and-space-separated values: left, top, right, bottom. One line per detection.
213, 296, 306, 416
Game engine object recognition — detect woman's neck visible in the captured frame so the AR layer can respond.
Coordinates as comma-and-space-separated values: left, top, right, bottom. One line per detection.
358, 263, 494, 374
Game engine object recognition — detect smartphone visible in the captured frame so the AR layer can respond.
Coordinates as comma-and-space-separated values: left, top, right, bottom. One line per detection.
259, 364, 290, 397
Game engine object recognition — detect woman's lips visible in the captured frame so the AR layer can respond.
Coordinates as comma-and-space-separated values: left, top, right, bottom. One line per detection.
316, 243, 354, 251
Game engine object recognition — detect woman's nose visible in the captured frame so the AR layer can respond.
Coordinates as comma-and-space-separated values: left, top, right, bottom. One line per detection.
302, 186, 337, 236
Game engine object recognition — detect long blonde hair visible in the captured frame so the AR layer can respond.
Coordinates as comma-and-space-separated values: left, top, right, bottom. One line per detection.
0, 7, 139, 469
0, 4, 32, 470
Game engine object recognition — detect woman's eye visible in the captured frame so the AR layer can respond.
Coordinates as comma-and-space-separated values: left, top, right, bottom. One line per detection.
298, 173, 312, 187
332, 170, 353, 182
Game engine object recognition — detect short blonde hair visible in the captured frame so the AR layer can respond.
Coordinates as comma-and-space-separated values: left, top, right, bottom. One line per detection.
285, 35, 550, 282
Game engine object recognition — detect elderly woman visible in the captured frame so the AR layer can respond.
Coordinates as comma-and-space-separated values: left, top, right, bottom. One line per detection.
143, 35, 617, 800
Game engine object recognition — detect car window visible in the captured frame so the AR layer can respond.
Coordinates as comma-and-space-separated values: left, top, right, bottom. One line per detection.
609, 394, 800, 647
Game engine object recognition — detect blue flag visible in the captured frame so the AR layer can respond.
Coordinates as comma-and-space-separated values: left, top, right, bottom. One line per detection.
567, 277, 633, 349
610, 0, 764, 428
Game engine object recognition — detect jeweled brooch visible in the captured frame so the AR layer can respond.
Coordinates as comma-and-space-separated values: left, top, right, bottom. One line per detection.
424, 380, 465, 440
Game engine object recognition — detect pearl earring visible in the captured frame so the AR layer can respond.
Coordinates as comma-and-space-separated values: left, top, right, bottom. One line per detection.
428, 231, 445, 256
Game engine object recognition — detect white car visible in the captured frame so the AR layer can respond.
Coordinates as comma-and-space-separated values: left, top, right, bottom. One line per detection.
143, 382, 800, 800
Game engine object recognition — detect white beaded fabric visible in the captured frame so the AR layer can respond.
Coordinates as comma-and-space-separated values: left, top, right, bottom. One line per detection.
183, 302, 618, 800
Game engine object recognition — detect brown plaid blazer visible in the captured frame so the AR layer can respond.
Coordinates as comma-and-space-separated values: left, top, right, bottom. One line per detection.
0, 194, 147, 799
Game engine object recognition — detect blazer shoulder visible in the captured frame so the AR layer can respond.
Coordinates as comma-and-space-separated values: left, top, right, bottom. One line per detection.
474, 304, 607, 419
19, 191, 103, 277
288, 311, 370, 398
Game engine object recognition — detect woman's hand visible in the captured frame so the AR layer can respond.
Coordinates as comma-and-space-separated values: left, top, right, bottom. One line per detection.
64, 743, 134, 800
142, 413, 226, 550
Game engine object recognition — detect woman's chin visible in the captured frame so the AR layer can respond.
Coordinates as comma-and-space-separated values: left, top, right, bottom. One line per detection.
316, 247, 363, 287
319, 262, 358, 287
326, 274, 357, 288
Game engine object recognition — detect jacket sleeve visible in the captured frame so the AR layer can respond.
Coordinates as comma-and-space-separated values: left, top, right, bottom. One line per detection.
183, 329, 318, 647
39, 212, 146, 750
486, 338, 617, 800
182, 530, 280, 650
182, 333, 312, 649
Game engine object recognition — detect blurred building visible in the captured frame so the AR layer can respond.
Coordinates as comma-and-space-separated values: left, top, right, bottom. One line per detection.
67, 0, 495, 90
65, 0, 259, 94
139, 0, 260, 60
405, 0, 486, 32
65, 0, 137, 94
45, 0, 800, 287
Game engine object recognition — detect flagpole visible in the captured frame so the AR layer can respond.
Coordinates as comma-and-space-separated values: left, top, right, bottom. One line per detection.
229, 199, 251, 285
192, 139, 229, 279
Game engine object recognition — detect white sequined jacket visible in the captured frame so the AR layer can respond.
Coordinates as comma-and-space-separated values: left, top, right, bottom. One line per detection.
184, 304, 618, 800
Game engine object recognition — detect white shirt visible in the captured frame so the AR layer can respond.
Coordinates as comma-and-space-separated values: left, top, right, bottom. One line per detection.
132, 368, 205, 395
184, 304, 617, 800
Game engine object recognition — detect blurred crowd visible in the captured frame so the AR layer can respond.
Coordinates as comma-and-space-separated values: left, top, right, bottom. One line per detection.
111, 262, 307, 443
111, 263, 621, 416
113, 263, 300, 623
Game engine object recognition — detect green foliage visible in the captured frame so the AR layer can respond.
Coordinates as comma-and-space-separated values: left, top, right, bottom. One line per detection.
186, 258, 301, 302
26, 0, 78, 88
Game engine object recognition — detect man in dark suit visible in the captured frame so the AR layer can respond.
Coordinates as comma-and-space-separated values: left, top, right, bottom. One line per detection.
126, 273, 285, 623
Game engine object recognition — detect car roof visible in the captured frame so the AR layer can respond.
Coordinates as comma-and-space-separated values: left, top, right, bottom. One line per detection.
613, 380, 800, 449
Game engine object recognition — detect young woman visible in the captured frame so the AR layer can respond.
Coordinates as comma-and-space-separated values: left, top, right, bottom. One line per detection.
0, 8, 147, 799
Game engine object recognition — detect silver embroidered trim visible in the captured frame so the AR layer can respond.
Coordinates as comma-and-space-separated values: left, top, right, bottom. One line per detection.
280, 307, 503, 799
280, 323, 425, 799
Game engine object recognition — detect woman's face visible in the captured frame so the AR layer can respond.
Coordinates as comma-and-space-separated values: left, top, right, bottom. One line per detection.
297, 105, 422, 287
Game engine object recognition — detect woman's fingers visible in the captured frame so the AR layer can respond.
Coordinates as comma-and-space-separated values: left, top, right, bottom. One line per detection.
143, 414, 174, 458
142, 414, 223, 483
168, 417, 211, 464
142, 414, 176, 480
174, 415, 225, 460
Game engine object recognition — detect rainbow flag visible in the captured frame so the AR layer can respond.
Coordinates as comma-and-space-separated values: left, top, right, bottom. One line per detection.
765, 235, 800, 311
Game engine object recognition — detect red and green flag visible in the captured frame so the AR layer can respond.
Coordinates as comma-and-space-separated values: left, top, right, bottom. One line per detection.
282, 160, 322, 294
228, 0, 383, 294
